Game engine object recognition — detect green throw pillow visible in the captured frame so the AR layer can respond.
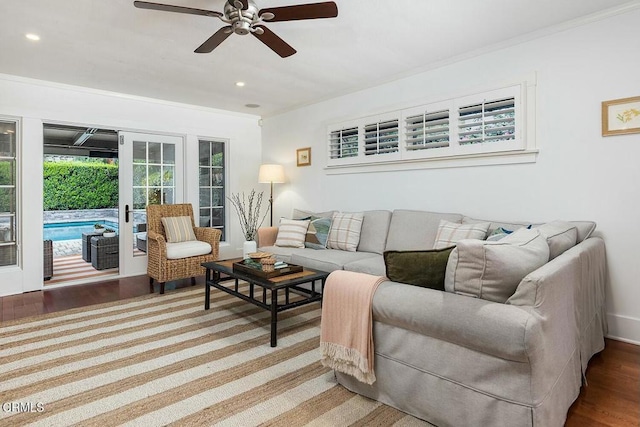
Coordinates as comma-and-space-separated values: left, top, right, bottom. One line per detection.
383, 246, 455, 290
304, 216, 332, 250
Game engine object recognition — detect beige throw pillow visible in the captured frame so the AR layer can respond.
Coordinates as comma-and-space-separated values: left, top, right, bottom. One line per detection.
444, 228, 550, 303
327, 212, 364, 252
161, 216, 196, 243
433, 220, 490, 249
275, 219, 310, 248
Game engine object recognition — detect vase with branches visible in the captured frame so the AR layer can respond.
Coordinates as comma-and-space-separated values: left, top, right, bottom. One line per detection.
228, 189, 270, 242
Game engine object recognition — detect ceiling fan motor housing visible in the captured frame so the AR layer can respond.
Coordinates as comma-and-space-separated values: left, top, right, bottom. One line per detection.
224, 1, 259, 35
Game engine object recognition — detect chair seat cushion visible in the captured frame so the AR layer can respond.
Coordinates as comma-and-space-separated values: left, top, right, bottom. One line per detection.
166, 240, 212, 259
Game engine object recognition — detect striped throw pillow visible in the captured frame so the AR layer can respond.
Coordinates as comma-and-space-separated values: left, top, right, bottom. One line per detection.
275, 219, 310, 248
327, 212, 364, 252
161, 216, 197, 243
433, 220, 490, 249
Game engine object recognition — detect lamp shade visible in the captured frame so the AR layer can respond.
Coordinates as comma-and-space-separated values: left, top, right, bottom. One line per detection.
258, 164, 285, 184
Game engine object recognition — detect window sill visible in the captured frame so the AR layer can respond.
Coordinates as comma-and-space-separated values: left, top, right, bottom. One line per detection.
324, 149, 539, 175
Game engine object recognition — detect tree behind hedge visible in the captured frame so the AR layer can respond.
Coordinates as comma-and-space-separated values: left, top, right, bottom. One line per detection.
43, 161, 118, 210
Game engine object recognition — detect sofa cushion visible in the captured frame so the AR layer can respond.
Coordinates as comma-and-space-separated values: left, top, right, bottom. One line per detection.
384, 247, 455, 290
343, 256, 386, 276
257, 245, 307, 264
166, 240, 211, 259
275, 219, 310, 248
433, 220, 490, 249
291, 250, 377, 273
570, 221, 596, 242
385, 210, 464, 251
304, 216, 332, 249
161, 216, 196, 243
536, 220, 578, 260
357, 210, 392, 255
327, 212, 364, 252
444, 228, 550, 303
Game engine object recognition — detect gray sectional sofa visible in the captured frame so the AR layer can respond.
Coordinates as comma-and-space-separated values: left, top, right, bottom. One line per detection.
257, 209, 607, 427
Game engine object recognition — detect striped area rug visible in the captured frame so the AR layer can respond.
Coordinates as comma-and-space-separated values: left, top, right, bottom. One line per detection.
0, 285, 430, 426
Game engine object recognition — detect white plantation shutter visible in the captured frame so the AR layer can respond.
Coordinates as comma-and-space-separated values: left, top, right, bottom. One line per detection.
404, 109, 450, 151
329, 126, 359, 159
364, 118, 399, 156
458, 97, 516, 145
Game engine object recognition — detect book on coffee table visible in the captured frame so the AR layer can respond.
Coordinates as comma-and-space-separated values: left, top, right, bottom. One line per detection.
232, 259, 303, 279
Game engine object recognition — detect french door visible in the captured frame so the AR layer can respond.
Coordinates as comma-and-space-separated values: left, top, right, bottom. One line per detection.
118, 131, 184, 276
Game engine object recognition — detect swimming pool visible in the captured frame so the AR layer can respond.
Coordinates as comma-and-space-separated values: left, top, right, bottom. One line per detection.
43, 220, 119, 241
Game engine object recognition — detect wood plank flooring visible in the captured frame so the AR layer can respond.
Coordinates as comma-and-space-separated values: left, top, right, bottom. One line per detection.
1, 275, 638, 426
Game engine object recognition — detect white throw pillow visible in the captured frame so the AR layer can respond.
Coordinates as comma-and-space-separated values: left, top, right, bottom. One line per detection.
444, 228, 550, 303
327, 212, 364, 252
433, 220, 490, 249
275, 219, 310, 248
161, 216, 196, 243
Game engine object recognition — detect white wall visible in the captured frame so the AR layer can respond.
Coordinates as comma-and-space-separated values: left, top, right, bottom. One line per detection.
0, 75, 261, 296
261, 9, 640, 343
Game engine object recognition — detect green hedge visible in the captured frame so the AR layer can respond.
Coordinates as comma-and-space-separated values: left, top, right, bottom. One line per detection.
43, 161, 118, 210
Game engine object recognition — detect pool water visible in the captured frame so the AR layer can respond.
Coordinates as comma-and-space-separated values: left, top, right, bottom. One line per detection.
44, 220, 119, 242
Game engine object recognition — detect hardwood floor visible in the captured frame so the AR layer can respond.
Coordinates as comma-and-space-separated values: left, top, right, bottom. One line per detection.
1, 276, 638, 426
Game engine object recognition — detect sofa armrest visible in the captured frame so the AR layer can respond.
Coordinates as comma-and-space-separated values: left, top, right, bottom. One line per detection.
147, 230, 167, 260
373, 283, 536, 362
257, 227, 278, 247
194, 227, 222, 259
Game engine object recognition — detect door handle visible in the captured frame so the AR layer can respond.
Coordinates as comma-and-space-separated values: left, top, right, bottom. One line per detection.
125, 204, 130, 223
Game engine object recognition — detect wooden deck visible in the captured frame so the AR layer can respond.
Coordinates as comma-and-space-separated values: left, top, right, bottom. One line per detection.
45, 254, 118, 285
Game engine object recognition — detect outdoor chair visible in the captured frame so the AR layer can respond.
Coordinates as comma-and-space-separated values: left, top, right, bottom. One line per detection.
146, 204, 221, 294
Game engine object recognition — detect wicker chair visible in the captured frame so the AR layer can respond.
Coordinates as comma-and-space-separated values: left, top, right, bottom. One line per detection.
147, 204, 221, 294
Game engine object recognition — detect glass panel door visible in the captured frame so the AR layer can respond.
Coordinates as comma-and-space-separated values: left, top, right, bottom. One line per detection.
119, 131, 183, 276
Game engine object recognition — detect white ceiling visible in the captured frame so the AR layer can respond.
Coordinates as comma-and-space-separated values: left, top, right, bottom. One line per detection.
0, 0, 636, 117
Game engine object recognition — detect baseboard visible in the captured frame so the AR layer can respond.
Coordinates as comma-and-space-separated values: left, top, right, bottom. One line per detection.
606, 313, 640, 345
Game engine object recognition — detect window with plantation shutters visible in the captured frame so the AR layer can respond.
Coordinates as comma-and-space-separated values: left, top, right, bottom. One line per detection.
326, 79, 534, 169
404, 109, 450, 151
364, 119, 399, 156
458, 97, 516, 146
329, 126, 358, 159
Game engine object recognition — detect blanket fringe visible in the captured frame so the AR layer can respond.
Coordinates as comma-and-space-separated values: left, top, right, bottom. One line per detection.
320, 341, 376, 385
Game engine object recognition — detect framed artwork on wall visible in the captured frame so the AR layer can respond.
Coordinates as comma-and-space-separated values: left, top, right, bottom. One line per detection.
602, 96, 640, 136
297, 147, 311, 166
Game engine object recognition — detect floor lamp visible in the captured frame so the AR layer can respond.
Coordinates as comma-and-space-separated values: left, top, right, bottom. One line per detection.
258, 164, 285, 226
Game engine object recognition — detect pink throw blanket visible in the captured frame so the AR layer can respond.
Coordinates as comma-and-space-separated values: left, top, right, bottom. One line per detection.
320, 270, 386, 385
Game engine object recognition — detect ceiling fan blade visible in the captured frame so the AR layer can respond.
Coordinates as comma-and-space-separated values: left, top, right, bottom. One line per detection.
259, 2, 338, 22
134, 1, 222, 18
194, 26, 233, 53
252, 25, 296, 58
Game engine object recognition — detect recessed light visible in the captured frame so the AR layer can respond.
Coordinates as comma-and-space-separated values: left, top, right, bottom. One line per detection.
245, 104, 260, 108
25, 33, 40, 41
235, 81, 245, 87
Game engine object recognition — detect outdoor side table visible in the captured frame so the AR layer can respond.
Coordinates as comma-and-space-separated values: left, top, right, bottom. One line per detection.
82, 232, 102, 262
91, 235, 119, 270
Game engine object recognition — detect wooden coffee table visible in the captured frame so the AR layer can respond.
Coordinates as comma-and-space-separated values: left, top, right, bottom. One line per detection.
202, 259, 329, 347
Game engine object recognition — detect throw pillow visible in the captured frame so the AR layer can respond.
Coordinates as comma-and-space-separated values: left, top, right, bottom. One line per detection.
383, 247, 455, 290
327, 212, 364, 252
275, 219, 310, 248
444, 228, 550, 303
304, 216, 332, 249
486, 225, 532, 242
433, 220, 490, 249
536, 220, 577, 260
161, 216, 196, 243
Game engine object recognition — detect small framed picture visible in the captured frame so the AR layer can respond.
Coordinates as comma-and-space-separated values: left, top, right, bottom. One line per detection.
602, 96, 640, 136
297, 147, 311, 167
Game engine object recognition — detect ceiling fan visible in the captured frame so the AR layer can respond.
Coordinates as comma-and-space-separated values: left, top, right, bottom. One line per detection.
133, 0, 338, 58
